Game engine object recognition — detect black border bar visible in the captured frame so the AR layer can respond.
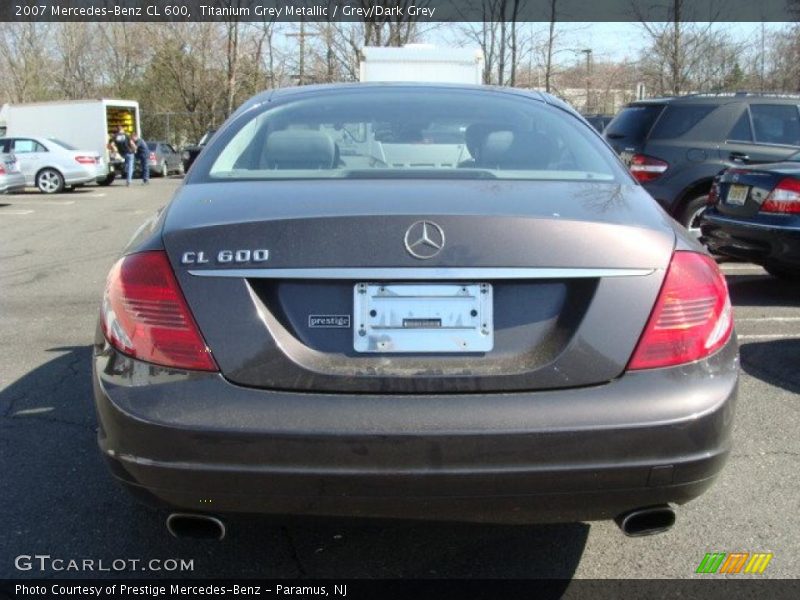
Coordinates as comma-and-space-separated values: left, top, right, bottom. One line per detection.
1, 0, 798, 22
3, 579, 800, 600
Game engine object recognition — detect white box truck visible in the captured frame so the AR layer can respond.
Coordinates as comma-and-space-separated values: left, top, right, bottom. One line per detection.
0, 99, 141, 185
359, 45, 484, 84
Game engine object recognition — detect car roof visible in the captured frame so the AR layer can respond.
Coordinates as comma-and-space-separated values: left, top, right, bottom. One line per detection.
234, 82, 581, 124
629, 92, 800, 107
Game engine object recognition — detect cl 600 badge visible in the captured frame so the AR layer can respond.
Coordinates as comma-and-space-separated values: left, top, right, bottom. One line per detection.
181, 249, 269, 264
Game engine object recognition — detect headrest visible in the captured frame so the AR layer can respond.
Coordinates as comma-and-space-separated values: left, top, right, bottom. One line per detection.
264, 130, 335, 169
478, 130, 556, 170
464, 123, 509, 156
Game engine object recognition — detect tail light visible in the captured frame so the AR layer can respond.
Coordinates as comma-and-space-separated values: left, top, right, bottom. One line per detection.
760, 177, 800, 214
149, 152, 156, 162
628, 251, 733, 370
101, 251, 218, 371
629, 154, 669, 183
75, 155, 97, 165
707, 181, 719, 205
0, 164, 5, 175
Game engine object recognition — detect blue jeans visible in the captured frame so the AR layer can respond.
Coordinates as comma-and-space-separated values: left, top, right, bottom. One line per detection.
138, 154, 149, 182
124, 153, 134, 184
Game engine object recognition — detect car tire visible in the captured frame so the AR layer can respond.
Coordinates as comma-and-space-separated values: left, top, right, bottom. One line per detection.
36, 168, 64, 194
764, 265, 800, 281
161, 161, 168, 178
680, 195, 708, 241
99, 172, 116, 186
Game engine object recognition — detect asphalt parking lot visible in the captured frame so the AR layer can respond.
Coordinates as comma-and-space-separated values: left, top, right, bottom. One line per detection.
1, 177, 798, 580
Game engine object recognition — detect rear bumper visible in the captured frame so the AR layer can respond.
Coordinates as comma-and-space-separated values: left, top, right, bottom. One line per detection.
702, 211, 800, 267
93, 340, 738, 524
1, 174, 26, 193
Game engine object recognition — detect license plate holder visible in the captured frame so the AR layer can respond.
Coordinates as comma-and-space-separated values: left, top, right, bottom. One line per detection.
353, 283, 493, 353
727, 184, 749, 205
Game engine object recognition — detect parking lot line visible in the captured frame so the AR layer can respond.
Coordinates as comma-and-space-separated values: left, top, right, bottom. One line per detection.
738, 334, 800, 340
736, 317, 800, 322
0, 209, 34, 215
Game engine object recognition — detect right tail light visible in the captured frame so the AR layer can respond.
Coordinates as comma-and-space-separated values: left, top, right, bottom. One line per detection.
760, 177, 800, 214
628, 251, 733, 370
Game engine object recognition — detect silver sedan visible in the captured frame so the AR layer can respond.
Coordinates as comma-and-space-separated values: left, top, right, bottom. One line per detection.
0, 136, 103, 193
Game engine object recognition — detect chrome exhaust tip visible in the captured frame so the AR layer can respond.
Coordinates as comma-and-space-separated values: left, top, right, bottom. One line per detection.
166, 513, 226, 541
615, 505, 675, 537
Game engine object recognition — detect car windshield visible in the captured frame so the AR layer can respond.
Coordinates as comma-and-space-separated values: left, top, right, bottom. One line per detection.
206, 89, 622, 182
47, 138, 78, 150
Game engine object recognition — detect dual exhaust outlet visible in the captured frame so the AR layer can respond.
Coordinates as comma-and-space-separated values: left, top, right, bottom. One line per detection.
165, 505, 675, 541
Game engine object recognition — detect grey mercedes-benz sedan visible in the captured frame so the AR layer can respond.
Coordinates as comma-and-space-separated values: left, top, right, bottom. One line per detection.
93, 84, 737, 540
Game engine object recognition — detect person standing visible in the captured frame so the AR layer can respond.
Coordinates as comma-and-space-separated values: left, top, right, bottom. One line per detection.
131, 134, 150, 184
112, 125, 135, 186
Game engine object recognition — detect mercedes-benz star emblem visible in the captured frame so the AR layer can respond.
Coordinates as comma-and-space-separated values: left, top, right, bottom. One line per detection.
404, 220, 445, 260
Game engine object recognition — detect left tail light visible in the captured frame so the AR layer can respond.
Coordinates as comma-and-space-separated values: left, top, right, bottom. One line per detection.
149, 152, 156, 162
628, 251, 733, 370
629, 154, 669, 183
101, 251, 218, 371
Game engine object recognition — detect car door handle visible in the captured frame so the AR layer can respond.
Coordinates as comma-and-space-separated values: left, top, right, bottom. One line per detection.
729, 152, 749, 163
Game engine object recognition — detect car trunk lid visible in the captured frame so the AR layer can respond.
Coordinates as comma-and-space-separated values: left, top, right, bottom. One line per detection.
715, 163, 800, 218
163, 180, 674, 393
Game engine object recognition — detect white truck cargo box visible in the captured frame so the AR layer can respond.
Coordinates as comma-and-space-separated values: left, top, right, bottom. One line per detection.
359, 46, 484, 85
0, 99, 140, 184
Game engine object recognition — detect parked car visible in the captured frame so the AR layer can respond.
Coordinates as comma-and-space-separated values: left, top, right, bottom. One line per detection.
0, 136, 103, 193
141, 141, 184, 177
583, 113, 614, 133
702, 151, 800, 279
604, 92, 800, 238
0, 153, 26, 194
181, 129, 216, 173
94, 84, 737, 540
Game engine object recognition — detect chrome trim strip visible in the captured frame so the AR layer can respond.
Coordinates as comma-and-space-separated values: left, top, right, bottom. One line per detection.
188, 267, 654, 279
705, 213, 800, 231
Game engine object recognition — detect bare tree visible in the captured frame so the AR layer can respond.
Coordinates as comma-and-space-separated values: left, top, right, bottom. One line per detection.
0, 23, 54, 102
223, 12, 241, 115
459, 1, 526, 85
54, 23, 98, 99
634, 0, 721, 95
96, 23, 150, 97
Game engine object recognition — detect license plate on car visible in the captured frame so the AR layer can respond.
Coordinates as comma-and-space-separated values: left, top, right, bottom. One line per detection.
353, 283, 493, 353
727, 184, 749, 205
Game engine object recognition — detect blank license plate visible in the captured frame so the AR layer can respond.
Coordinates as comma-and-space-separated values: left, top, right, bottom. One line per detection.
727, 184, 749, 205
353, 283, 493, 353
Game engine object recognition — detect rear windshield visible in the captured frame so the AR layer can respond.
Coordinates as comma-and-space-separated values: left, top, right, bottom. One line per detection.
604, 104, 664, 141
649, 104, 716, 140
205, 90, 622, 182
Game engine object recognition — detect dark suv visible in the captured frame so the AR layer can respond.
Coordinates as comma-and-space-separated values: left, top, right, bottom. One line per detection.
604, 93, 800, 236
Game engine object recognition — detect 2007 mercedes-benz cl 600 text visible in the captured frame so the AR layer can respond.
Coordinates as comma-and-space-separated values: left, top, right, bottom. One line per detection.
93, 84, 737, 540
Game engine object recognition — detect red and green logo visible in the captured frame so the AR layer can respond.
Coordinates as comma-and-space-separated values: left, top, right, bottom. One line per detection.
696, 552, 773, 574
